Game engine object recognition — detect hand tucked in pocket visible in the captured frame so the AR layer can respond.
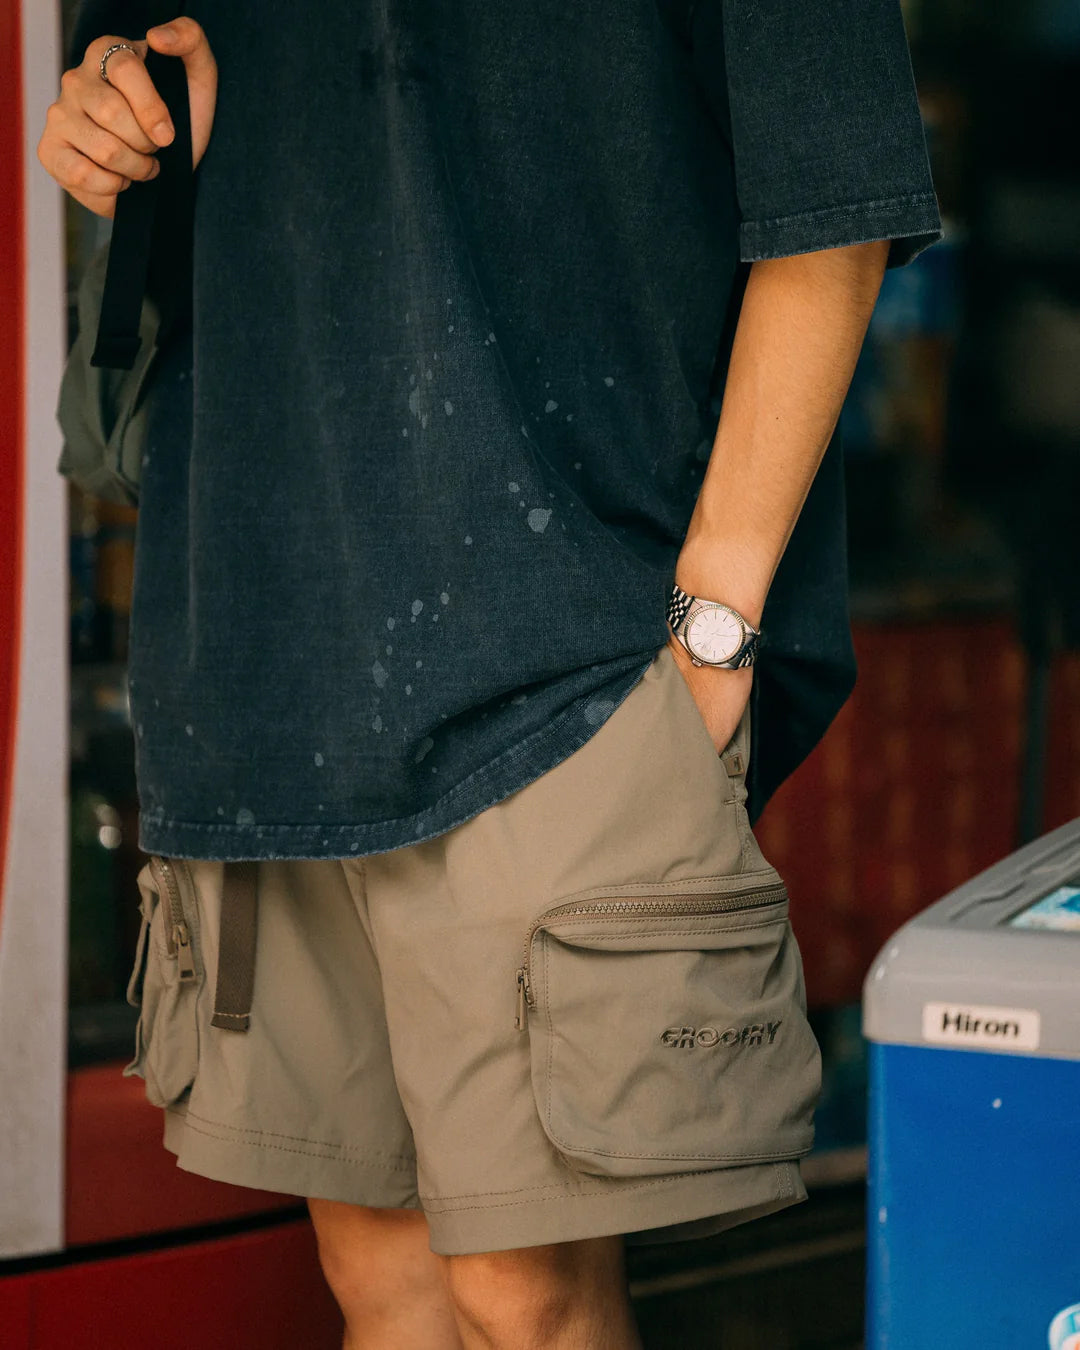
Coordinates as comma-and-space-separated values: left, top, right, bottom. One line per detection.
665, 636, 753, 755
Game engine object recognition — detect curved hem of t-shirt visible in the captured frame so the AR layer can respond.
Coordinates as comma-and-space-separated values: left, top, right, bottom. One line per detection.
136, 651, 659, 862
739, 190, 943, 270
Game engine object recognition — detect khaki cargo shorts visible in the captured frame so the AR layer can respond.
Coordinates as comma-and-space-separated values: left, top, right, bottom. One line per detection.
124, 644, 821, 1255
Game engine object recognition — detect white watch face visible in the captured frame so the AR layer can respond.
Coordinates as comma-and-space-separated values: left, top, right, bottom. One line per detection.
685, 606, 743, 663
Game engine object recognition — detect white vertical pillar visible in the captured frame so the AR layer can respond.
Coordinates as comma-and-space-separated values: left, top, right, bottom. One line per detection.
0, 0, 69, 1258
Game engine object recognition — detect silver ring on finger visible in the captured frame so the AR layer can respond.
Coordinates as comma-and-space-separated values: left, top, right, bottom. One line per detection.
99, 41, 140, 85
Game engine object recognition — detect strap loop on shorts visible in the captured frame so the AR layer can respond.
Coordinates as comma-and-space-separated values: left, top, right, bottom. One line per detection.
212, 860, 258, 1032
721, 700, 751, 778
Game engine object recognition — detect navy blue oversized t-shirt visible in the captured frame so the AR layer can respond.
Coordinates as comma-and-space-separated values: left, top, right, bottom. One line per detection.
70, 0, 941, 860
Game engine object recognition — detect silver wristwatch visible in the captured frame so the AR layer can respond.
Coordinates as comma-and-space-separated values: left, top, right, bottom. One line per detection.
666, 583, 761, 669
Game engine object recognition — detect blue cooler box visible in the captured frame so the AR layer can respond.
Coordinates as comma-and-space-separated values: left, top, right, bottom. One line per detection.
863, 818, 1080, 1350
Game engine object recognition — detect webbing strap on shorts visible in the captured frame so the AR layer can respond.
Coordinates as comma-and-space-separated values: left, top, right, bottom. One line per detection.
212, 860, 258, 1032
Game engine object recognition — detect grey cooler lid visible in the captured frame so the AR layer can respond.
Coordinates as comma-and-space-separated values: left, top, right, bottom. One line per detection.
862, 817, 1080, 1060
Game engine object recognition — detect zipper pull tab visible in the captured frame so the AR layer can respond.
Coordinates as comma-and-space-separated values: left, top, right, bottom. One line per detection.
515, 968, 530, 1032
173, 921, 197, 982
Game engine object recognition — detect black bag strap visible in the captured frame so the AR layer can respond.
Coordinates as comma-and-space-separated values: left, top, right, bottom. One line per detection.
91, 0, 193, 370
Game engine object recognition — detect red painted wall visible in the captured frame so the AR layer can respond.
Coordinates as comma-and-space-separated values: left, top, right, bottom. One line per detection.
3, 1220, 344, 1350
0, 0, 26, 925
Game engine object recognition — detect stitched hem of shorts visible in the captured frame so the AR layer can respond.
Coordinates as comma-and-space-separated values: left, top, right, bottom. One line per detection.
422, 1160, 806, 1256
137, 651, 658, 861
739, 191, 943, 270
163, 1106, 422, 1211
168, 1104, 417, 1171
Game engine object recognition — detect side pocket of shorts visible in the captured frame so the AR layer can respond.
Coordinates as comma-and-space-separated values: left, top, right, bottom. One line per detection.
656, 643, 755, 862
123, 855, 203, 1108
514, 867, 821, 1178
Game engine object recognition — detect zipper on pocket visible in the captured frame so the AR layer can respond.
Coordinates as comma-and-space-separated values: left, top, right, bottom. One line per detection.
513, 881, 787, 1030
149, 855, 197, 983
515, 967, 530, 1032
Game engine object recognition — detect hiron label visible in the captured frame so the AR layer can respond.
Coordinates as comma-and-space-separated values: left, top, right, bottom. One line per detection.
922, 1002, 1041, 1052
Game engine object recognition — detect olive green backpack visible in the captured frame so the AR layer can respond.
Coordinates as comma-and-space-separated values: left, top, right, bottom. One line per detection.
56, 2, 192, 506
57, 240, 163, 506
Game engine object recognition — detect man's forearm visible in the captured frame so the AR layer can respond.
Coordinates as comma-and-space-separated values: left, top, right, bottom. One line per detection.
677, 239, 889, 626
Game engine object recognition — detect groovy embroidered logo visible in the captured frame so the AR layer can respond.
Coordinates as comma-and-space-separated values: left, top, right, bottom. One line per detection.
661, 1023, 782, 1049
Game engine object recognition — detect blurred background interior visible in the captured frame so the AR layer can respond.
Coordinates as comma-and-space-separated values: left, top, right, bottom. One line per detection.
35, 0, 1080, 1345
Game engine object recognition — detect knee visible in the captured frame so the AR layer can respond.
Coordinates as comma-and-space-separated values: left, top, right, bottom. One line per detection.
312, 1221, 368, 1314
443, 1245, 592, 1345
309, 1200, 432, 1318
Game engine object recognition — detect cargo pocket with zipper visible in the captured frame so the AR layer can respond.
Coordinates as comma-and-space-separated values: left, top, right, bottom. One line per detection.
123, 855, 203, 1109
514, 867, 821, 1178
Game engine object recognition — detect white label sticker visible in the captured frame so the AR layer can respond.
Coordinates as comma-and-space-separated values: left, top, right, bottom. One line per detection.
922, 1002, 1041, 1052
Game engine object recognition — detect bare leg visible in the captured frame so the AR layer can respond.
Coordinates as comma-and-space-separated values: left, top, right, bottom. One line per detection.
308, 1199, 464, 1350
440, 1235, 644, 1350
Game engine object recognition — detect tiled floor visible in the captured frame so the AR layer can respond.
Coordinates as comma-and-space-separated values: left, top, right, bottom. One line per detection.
628, 1183, 866, 1350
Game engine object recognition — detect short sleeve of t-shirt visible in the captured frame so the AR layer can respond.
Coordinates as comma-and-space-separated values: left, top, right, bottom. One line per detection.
688, 0, 943, 268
